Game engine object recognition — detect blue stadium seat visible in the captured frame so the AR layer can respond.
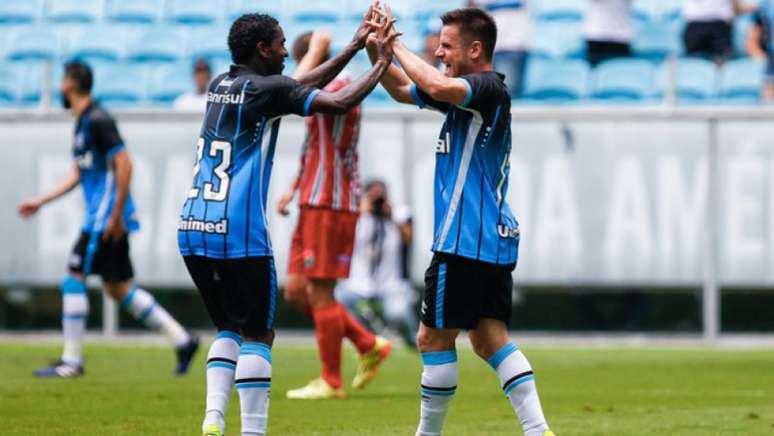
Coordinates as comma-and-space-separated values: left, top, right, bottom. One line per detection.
593, 58, 655, 99
287, 0, 340, 24
66, 27, 125, 63
167, 0, 223, 25
47, 0, 102, 24
4, 28, 60, 61
0, 64, 20, 106
106, 0, 161, 24
591, 59, 656, 101
530, 20, 584, 59
148, 64, 192, 105
227, 0, 283, 21
656, 58, 718, 101
719, 58, 765, 103
733, 13, 755, 58
416, 0, 464, 21
523, 59, 590, 101
94, 63, 149, 107
127, 29, 186, 63
632, 19, 681, 60
0, 0, 43, 24
17, 61, 45, 105
380, 0, 415, 21
532, 0, 584, 21
632, 0, 681, 23
190, 30, 231, 64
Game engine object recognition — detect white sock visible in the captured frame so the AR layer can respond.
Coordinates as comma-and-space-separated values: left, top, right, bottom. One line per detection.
61, 275, 88, 366
416, 350, 458, 436
121, 287, 190, 346
235, 342, 272, 436
487, 343, 549, 436
203, 331, 241, 434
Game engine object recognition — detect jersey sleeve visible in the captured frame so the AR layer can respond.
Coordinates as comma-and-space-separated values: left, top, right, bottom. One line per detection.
409, 83, 450, 113
457, 73, 505, 113
88, 114, 125, 158
252, 75, 320, 118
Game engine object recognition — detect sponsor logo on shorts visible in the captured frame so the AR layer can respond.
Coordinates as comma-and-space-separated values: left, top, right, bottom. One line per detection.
497, 224, 520, 239
178, 217, 229, 234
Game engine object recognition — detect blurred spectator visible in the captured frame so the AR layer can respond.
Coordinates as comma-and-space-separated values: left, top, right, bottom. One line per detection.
755, 0, 774, 100
584, 0, 633, 67
335, 180, 418, 350
172, 58, 211, 112
422, 31, 442, 68
470, 0, 531, 98
682, 0, 755, 63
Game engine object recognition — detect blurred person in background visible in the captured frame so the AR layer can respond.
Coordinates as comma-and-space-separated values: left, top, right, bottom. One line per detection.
584, 0, 633, 67
277, 29, 392, 401
173, 58, 212, 112
335, 180, 418, 350
751, 0, 774, 100
18, 61, 199, 379
682, 0, 756, 63
422, 30, 442, 68
469, 0, 531, 98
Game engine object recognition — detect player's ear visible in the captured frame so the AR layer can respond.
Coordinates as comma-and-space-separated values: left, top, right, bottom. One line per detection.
469, 40, 482, 62
256, 41, 271, 59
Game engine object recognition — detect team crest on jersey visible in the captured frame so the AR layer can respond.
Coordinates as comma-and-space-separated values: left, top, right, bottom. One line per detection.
497, 224, 520, 239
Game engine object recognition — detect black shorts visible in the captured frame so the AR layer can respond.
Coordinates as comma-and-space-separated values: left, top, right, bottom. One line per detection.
684, 20, 732, 60
68, 231, 134, 283
183, 255, 277, 332
421, 253, 515, 330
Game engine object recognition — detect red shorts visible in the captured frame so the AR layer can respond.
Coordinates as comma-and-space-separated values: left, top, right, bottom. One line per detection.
288, 206, 359, 279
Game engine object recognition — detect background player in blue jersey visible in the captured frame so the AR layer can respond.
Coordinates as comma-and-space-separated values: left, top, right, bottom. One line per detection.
177, 5, 398, 435
367, 7, 554, 436
17, 61, 199, 379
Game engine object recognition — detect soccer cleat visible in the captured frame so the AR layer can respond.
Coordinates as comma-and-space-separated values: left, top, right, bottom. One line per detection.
202, 424, 223, 436
175, 335, 200, 375
33, 360, 84, 378
352, 336, 392, 390
286, 377, 345, 400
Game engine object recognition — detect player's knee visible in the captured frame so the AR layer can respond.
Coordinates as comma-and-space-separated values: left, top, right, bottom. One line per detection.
240, 328, 275, 346
470, 336, 496, 359
416, 326, 453, 352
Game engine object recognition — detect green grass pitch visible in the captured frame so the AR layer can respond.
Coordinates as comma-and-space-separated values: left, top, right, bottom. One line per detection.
2, 342, 774, 435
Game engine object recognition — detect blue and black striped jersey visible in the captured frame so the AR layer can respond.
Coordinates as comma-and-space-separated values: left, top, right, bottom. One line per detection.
73, 102, 139, 234
410, 71, 519, 265
178, 64, 319, 259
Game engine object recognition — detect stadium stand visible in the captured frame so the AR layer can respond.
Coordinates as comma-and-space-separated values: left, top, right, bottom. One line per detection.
0, 0, 769, 108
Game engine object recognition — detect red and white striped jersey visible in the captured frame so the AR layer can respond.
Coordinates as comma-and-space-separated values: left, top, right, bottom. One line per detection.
297, 76, 361, 212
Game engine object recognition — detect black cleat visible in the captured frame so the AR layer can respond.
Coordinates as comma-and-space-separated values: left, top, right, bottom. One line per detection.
33, 360, 84, 378
175, 335, 200, 375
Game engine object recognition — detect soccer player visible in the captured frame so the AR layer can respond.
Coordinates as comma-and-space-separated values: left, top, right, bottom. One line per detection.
366, 7, 554, 436
276, 31, 392, 400
17, 61, 199, 378
177, 7, 397, 436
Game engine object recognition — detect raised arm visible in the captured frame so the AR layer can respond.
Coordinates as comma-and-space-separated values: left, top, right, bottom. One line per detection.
392, 40, 469, 105
309, 18, 400, 114
18, 163, 80, 218
292, 31, 332, 81
294, 2, 380, 89
365, 31, 413, 104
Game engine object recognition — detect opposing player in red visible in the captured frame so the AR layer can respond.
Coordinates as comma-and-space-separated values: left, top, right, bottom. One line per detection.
278, 30, 392, 400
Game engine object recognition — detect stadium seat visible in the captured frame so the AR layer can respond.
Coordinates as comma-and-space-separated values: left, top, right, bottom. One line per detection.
287, 0, 340, 24
167, 0, 223, 25
47, 0, 102, 24
523, 59, 590, 101
190, 29, 231, 64
655, 58, 718, 101
148, 64, 192, 105
532, 0, 584, 22
0, 64, 20, 106
66, 27, 125, 63
127, 29, 186, 63
719, 58, 765, 103
106, 0, 162, 24
17, 61, 46, 106
93, 63, 149, 107
733, 13, 755, 58
0, 0, 43, 24
227, 0, 283, 21
632, 0, 681, 23
632, 19, 681, 60
591, 59, 656, 101
415, 0, 464, 21
4, 28, 60, 61
529, 20, 584, 59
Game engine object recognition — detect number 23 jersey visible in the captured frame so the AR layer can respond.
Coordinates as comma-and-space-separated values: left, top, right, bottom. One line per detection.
178, 65, 319, 259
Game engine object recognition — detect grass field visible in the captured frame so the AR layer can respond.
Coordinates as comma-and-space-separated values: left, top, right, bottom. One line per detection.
3, 342, 774, 435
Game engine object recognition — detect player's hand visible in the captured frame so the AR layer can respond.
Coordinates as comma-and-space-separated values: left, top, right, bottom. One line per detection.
277, 190, 295, 217
102, 214, 126, 241
352, 0, 381, 49
18, 198, 43, 218
374, 7, 401, 63
309, 30, 332, 54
